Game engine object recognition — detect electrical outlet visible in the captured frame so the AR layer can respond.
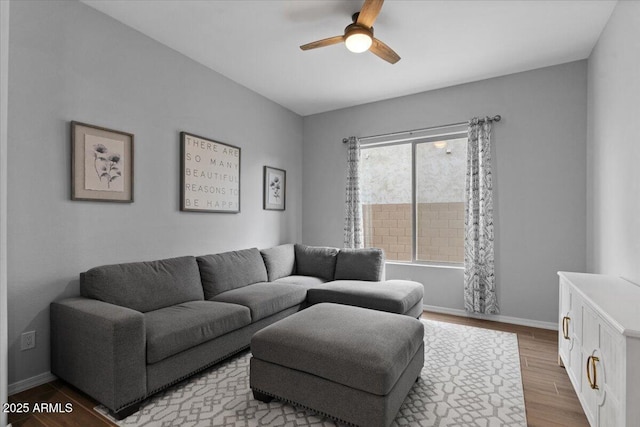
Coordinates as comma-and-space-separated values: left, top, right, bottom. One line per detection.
21, 331, 36, 350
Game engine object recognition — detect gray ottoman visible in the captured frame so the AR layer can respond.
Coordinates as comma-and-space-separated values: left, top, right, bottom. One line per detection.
307, 279, 424, 318
250, 303, 424, 427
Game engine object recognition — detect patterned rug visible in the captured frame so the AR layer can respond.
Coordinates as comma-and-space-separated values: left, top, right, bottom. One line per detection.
96, 320, 526, 426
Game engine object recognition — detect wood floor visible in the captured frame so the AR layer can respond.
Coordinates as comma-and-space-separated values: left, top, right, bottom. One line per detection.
8, 311, 589, 427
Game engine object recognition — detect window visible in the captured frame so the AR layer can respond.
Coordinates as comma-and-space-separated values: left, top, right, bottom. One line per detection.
360, 131, 467, 264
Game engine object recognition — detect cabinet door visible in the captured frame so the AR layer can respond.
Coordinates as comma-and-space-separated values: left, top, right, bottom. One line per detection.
581, 306, 600, 425
598, 320, 623, 427
559, 279, 575, 367
581, 305, 622, 427
598, 390, 620, 427
569, 292, 583, 388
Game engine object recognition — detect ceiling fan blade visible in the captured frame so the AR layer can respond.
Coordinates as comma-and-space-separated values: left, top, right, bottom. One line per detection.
370, 38, 400, 64
356, 0, 384, 28
300, 35, 344, 51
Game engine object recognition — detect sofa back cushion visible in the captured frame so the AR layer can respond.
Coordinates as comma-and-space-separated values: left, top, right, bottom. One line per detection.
80, 256, 204, 313
260, 244, 295, 281
294, 244, 338, 281
334, 248, 385, 281
197, 248, 268, 299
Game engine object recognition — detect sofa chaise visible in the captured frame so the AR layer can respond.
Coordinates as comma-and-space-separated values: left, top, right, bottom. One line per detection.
50, 243, 424, 419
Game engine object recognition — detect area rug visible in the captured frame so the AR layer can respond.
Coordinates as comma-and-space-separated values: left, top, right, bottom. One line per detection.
95, 320, 527, 426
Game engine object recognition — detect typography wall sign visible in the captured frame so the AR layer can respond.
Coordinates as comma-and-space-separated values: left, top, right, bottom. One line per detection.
180, 132, 240, 213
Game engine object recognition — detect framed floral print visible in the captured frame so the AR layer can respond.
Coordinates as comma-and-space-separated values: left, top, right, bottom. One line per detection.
263, 166, 285, 211
71, 121, 134, 202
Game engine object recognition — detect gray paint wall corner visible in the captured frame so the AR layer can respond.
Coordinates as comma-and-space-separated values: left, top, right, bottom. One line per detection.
1, 0, 10, 425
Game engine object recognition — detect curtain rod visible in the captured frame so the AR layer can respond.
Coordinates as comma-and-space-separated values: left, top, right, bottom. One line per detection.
342, 115, 501, 143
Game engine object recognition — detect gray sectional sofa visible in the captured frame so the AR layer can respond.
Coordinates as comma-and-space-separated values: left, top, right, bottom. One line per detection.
50, 243, 424, 419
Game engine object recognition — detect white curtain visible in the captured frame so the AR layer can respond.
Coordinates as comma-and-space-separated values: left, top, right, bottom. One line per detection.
343, 136, 363, 248
464, 118, 498, 314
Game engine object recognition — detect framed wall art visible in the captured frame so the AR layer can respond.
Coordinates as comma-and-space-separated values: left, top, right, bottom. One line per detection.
71, 121, 134, 202
263, 166, 286, 211
181, 132, 241, 213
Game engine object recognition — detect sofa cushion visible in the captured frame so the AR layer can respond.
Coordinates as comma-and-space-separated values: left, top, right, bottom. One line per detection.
144, 301, 251, 364
211, 282, 307, 321
306, 280, 424, 315
80, 256, 204, 313
260, 244, 295, 281
334, 248, 385, 281
197, 248, 268, 299
275, 275, 327, 289
294, 244, 338, 281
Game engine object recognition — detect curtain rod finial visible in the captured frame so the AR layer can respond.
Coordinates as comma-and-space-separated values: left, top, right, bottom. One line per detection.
342, 138, 349, 143
493, 115, 501, 122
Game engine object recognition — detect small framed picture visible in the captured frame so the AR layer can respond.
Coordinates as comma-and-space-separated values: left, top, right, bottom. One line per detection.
71, 121, 134, 202
180, 132, 241, 213
263, 166, 286, 211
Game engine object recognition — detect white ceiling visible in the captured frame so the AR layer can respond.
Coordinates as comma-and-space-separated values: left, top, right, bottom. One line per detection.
82, 0, 616, 116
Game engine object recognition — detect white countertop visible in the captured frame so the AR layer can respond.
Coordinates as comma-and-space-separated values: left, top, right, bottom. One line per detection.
558, 271, 640, 338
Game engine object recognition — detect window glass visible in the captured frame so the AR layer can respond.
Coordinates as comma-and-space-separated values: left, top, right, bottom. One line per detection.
361, 143, 412, 262
360, 134, 467, 264
415, 138, 467, 263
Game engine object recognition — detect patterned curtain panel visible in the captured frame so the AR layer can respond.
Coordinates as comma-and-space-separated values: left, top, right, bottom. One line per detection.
464, 118, 498, 314
343, 136, 363, 248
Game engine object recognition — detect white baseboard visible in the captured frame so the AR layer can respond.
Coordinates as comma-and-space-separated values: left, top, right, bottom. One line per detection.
423, 304, 558, 330
8, 371, 57, 396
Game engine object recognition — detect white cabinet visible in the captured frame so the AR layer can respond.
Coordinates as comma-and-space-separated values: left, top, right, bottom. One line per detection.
558, 272, 640, 427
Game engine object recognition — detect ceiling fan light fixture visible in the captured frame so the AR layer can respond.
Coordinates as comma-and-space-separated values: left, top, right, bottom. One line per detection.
345, 26, 373, 53
299, 0, 400, 64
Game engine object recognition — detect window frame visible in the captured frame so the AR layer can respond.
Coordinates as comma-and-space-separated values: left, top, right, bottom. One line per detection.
360, 130, 468, 266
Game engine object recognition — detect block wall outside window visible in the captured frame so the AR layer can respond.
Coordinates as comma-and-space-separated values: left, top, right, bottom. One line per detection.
363, 202, 464, 263
416, 202, 464, 263
363, 203, 412, 262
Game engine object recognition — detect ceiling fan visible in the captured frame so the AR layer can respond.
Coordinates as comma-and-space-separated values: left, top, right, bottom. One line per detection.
299, 0, 400, 64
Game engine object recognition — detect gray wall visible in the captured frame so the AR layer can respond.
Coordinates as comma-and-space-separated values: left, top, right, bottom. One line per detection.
7, 1, 302, 385
303, 61, 588, 324
587, 1, 640, 284
1, 0, 10, 423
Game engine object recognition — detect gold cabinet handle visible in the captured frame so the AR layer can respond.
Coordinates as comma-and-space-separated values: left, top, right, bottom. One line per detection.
586, 355, 600, 390
562, 316, 570, 340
